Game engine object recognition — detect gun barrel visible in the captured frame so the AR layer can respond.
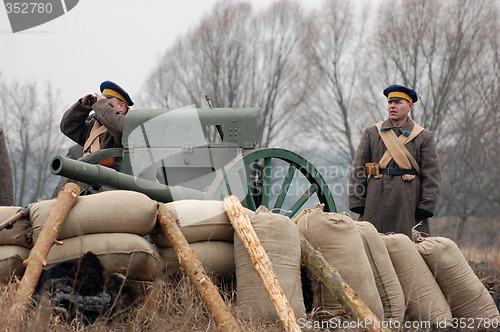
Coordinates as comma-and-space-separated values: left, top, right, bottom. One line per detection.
50, 155, 205, 202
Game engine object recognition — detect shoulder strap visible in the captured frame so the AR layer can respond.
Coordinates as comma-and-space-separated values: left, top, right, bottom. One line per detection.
83, 121, 108, 153
387, 129, 421, 174
375, 121, 423, 174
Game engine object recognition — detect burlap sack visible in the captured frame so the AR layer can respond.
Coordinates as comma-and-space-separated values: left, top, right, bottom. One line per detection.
298, 209, 384, 320
151, 200, 254, 247
357, 221, 405, 322
382, 233, 452, 325
235, 206, 305, 322
414, 235, 500, 322
30, 191, 157, 241
158, 241, 235, 278
0, 206, 33, 248
0, 245, 30, 283
46, 233, 162, 281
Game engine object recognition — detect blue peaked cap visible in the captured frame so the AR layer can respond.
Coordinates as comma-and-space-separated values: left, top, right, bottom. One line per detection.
383, 85, 418, 103
100, 81, 134, 106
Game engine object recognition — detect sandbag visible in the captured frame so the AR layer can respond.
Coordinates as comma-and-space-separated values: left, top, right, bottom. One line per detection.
414, 235, 500, 322
46, 233, 163, 281
235, 206, 305, 322
357, 221, 405, 322
0, 206, 33, 248
382, 233, 452, 325
0, 245, 30, 283
151, 200, 254, 247
30, 191, 158, 241
298, 209, 384, 320
158, 241, 235, 279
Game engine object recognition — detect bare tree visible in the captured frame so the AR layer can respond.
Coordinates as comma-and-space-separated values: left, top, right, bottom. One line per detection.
142, 0, 305, 148
141, 0, 253, 109
363, 0, 496, 136
246, 0, 305, 147
437, 1, 500, 239
296, 0, 371, 164
438, 79, 500, 240
0, 78, 67, 206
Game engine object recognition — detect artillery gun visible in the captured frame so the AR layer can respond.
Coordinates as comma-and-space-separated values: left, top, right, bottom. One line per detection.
50, 107, 336, 217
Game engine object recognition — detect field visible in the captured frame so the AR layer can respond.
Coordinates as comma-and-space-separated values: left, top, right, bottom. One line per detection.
0, 217, 498, 331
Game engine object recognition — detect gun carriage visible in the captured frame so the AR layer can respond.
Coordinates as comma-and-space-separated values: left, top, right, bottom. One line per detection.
50, 107, 336, 217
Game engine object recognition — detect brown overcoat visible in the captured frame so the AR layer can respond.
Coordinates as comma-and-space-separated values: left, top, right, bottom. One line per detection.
54, 99, 126, 197
60, 98, 126, 150
348, 118, 441, 237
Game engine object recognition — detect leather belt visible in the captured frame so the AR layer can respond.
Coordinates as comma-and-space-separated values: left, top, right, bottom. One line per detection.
380, 168, 417, 176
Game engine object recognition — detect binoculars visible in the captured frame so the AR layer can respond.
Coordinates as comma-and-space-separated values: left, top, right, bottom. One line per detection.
86, 97, 97, 106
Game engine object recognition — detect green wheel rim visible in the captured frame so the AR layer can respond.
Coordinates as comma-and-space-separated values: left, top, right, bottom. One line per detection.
206, 148, 336, 217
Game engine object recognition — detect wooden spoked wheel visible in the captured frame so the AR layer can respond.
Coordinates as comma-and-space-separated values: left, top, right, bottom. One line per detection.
206, 148, 336, 218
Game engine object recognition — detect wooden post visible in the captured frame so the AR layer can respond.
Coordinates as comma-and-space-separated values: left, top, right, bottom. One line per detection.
222, 195, 301, 332
300, 231, 389, 332
157, 203, 240, 332
11, 182, 80, 316
291, 208, 311, 224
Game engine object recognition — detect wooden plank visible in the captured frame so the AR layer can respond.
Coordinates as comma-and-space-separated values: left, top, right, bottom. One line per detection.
11, 182, 80, 316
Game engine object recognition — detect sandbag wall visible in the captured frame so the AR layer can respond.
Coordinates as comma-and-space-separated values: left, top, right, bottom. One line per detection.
382, 233, 453, 325
296, 207, 499, 327
1, 191, 498, 327
381, 232, 499, 325
28, 191, 163, 281
149, 201, 306, 322
297, 208, 385, 321
413, 233, 500, 325
0, 206, 32, 282
150, 199, 247, 279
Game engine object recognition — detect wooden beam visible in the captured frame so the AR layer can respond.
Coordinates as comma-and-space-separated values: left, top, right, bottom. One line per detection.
11, 182, 80, 316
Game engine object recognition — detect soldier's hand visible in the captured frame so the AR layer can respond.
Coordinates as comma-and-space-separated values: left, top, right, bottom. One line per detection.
81, 94, 96, 109
415, 208, 432, 220
95, 93, 107, 102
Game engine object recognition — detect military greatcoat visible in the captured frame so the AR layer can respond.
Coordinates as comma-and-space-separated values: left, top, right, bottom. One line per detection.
54, 99, 126, 197
348, 118, 441, 237
60, 98, 125, 150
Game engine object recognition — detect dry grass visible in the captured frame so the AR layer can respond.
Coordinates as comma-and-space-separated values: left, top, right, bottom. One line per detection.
430, 216, 500, 249
0, 274, 284, 332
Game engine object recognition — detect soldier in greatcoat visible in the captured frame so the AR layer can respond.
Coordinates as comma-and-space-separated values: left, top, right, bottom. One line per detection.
60, 80, 134, 163
348, 85, 441, 237
53, 81, 134, 197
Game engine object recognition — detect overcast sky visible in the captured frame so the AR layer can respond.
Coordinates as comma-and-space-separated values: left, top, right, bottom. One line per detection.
1, 0, 325, 112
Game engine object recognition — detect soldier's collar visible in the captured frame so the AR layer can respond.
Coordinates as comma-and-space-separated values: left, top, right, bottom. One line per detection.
380, 118, 414, 137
